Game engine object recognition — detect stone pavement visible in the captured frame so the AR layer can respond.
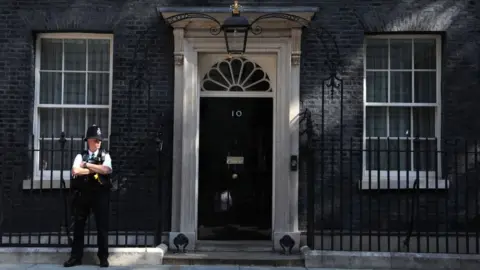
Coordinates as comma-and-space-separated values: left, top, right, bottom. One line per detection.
0, 265, 374, 270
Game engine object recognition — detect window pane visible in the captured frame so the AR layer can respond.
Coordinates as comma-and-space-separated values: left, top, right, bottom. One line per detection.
389, 107, 411, 137
39, 72, 62, 104
366, 107, 387, 137
390, 139, 411, 171
413, 107, 435, 137
414, 39, 436, 69
366, 139, 387, 171
88, 39, 110, 71
88, 73, 109, 105
87, 109, 109, 137
38, 139, 61, 171
366, 39, 388, 69
40, 39, 62, 70
64, 73, 86, 104
391, 72, 412, 102
64, 39, 86, 71
390, 39, 412, 69
414, 72, 436, 103
64, 108, 86, 138
39, 139, 83, 171
68, 140, 86, 156
39, 108, 62, 138
366, 139, 410, 170
413, 140, 437, 171
366, 72, 387, 102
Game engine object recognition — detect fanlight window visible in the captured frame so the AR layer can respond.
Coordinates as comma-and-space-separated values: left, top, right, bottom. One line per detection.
201, 57, 272, 92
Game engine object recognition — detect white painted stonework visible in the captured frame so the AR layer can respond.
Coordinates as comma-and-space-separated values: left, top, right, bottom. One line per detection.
160, 8, 315, 252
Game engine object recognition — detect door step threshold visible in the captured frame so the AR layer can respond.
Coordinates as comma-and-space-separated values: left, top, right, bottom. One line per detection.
196, 240, 272, 252
163, 251, 304, 267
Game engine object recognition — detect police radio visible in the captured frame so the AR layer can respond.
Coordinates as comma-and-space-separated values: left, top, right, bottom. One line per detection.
73, 149, 111, 188
84, 153, 103, 185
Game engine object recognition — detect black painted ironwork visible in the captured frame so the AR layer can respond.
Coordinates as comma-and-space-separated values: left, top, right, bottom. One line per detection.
173, 233, 189, 253
299, 109, 315, 250
0, 1, 477, 257
0, 15, 168, 248
0, 128, 165, 248
250, 13, 340, 73
155, 129, 165, 246
163, 10, 340, 70
299, 106, 480, 254
221, 2, 250, 55
403, 178, 420, 250
164, 13, 222, 36
59, 132, 73, 246
0, 158, 4, 237
279, 235, 295, 255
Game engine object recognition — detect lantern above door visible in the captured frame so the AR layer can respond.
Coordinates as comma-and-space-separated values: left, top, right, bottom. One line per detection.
221, 1, 250, 55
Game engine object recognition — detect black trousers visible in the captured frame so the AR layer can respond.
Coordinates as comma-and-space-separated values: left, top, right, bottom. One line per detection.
70, 188, 110, 260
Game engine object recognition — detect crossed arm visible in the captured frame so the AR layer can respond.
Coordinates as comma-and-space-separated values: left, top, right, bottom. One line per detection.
71, 154, 113, 176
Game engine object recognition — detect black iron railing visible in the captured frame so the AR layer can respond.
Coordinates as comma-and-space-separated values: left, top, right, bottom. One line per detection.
0, 132, 167, 248
300, 110, 480, 255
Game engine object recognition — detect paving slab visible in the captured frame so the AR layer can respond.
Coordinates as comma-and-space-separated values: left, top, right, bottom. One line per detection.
0, 265, 35, 270
0, 264, 398, 270
29, 265, 99, 270
0, 265, 368, 270
239, 267, 305, 270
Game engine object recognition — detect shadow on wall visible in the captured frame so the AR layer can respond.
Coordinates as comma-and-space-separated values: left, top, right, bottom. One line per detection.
351, 0, 467, 32
296, 0, 480, 235
298, 113, 480, 234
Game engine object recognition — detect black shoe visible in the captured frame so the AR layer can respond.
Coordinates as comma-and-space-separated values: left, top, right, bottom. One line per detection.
63, 257, 82, 267
99, 258, 109, 268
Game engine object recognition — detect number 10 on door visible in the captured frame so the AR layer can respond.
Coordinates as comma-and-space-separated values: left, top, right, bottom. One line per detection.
232, 110, 242, 118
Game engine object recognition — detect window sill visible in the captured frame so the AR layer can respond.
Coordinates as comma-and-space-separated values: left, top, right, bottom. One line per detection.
359, 177, 450, 190
22, 179, 71, 190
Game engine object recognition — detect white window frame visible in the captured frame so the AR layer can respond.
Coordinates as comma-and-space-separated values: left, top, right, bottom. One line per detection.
24, 33, 113, 189
361, 34, 448, 190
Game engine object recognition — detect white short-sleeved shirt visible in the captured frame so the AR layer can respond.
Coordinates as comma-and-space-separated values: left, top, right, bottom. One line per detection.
72, 149, 113, 172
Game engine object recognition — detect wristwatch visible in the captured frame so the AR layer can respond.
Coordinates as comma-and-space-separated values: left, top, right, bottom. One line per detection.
83, 162, 88, 169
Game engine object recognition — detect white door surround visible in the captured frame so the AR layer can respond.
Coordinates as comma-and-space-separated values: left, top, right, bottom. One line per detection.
159, 7, 317, 252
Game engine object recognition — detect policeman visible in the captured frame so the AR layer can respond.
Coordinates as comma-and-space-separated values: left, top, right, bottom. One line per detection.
64, 124, 113, 268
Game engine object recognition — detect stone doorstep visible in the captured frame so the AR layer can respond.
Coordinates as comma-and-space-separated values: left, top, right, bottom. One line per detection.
4, 244, 480, 269
301, 246, 480, 270
0, 244, 168, 266
163, 251, 304, 267
0, 247, 304, 267
0, 246, 303, 267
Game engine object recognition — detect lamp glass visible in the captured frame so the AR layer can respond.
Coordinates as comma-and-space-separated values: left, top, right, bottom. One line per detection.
224, 26, 249, 54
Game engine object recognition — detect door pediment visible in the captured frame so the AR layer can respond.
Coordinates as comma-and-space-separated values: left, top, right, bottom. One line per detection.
158, 6, 318, 37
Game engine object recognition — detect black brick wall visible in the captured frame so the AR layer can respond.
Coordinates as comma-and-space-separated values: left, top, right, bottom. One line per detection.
296, 0, 480, 235
0, 0, 176, 235
0, 0, 479, 240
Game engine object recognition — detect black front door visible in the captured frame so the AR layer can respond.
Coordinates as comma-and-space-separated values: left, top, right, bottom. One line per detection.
198, 97, 273, 241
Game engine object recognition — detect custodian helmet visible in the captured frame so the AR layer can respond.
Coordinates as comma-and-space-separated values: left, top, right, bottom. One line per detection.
84, 124, 103, 142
